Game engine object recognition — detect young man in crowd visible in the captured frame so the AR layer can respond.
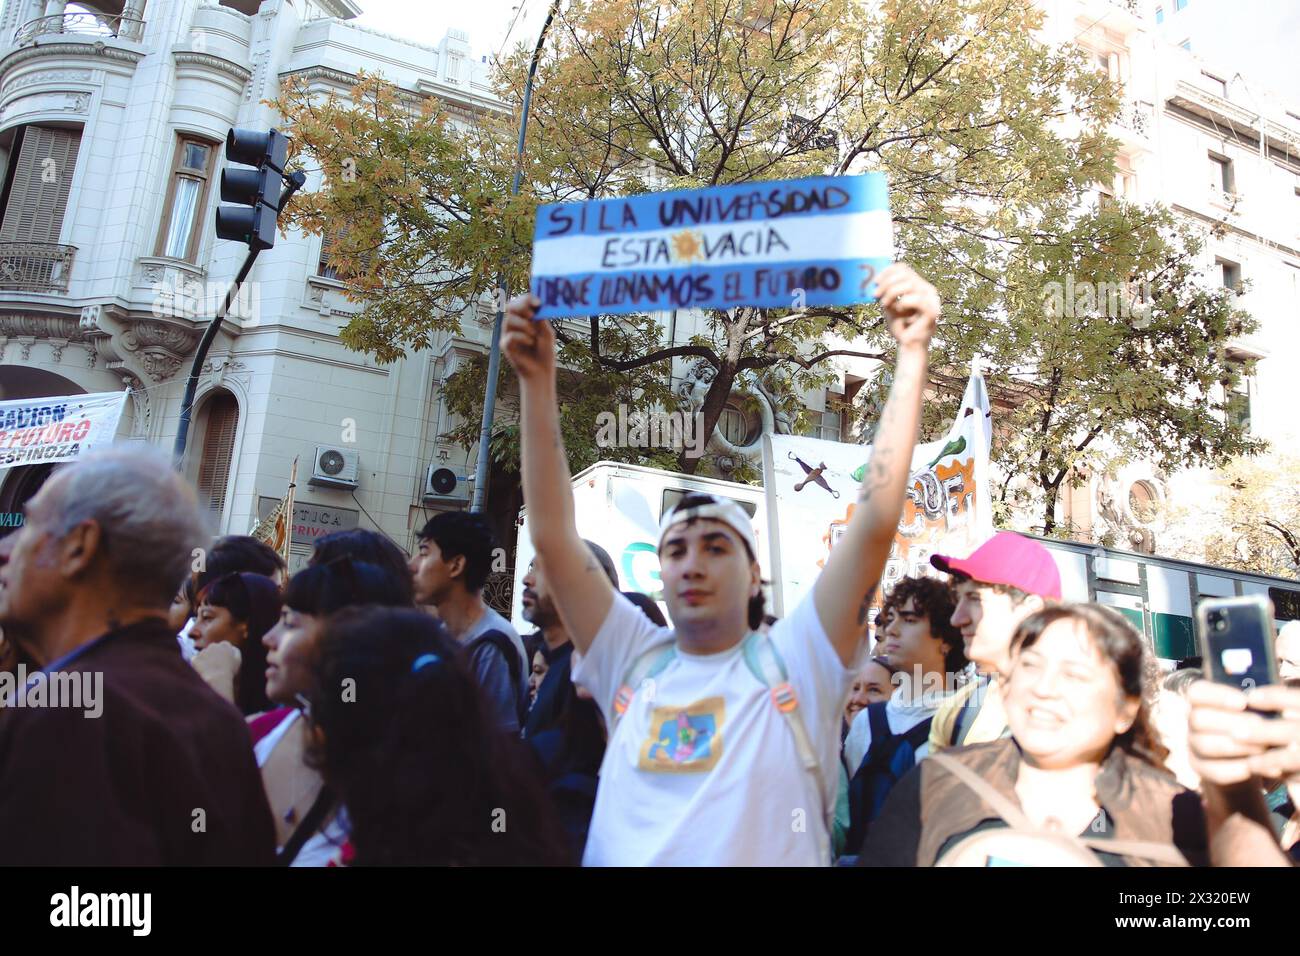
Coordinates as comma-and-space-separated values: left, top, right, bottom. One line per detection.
841, 576, 965, 855
520, 541, 617, 739
926, 532, 1060, 752
410, 511, 528, 732
0, 449, 275, 865
500, 263, 940, 865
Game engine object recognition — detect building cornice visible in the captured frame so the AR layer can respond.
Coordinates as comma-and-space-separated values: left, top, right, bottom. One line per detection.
1171, 204, 1300, 262
172, 51, 253, 84
278, 65, 500, 118
0, 41, 144, 76
316, 1, 364, 20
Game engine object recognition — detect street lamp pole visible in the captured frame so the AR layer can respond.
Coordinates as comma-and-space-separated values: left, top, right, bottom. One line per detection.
470, 0, 562, 514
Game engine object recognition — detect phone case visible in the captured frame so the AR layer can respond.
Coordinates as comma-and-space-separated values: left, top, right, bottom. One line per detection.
1195, 595, 1279, 691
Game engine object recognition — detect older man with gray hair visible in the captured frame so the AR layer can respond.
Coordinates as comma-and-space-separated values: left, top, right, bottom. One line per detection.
0, 448, 275, 865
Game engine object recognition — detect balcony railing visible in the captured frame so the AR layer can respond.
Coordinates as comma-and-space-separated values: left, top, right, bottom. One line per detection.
0, 242, 76, 293
12, 12, 145, 45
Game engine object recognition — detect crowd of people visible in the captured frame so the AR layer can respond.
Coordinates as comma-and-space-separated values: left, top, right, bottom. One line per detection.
0, 263, 1296, 867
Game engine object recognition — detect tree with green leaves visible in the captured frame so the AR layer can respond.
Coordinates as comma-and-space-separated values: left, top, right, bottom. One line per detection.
272, 0, 1258, 521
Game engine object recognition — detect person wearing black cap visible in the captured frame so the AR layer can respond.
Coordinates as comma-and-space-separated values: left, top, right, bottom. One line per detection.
500, 263, 942, 866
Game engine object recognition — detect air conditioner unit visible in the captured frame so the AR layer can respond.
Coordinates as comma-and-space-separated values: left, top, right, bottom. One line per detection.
424, 464, 472, 504
309, 445, 360, 489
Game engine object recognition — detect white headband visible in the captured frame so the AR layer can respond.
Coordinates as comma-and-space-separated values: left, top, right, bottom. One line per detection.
657, 497, 758, 560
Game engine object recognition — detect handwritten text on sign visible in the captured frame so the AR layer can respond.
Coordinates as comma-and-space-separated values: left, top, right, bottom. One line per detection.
530, 174, 893, 318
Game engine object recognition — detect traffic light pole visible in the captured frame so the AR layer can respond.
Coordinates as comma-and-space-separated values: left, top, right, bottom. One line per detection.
173, 171, 306, 467
470, 0, 561, 514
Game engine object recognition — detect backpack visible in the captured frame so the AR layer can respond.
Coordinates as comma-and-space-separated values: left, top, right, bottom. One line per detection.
611, 631, 829, 838
928, 752, 1190, 867
468, 629, 528, 727
844, 702, 932, 855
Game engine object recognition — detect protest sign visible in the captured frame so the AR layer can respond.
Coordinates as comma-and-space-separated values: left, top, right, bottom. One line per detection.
0, 391, 128, 470
530, 174, 893, 318
761, 365, 993, 618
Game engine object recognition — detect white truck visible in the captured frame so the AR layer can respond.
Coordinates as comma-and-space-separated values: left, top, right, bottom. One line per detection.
511, 460, 1300, 662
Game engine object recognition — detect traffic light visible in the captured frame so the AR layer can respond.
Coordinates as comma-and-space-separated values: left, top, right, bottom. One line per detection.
215, 128, 291, 251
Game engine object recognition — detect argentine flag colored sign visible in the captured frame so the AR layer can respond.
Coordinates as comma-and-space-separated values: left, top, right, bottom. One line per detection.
761, 364, 994, 618
530, 174, 893, 319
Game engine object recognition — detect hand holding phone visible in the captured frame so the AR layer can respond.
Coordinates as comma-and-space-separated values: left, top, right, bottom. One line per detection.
1195, 595, 1279, 692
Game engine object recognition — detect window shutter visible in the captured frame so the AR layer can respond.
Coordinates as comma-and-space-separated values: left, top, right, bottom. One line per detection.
0, 126, 82, 243
197, 392, 239, 519
318, 231, 336, 278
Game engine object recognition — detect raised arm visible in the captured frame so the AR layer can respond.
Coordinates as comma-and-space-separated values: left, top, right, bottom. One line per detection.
814, 264, 939, 666
500, 295, 615, 655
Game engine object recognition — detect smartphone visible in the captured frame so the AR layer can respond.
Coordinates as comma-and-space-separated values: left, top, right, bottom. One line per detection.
1195, 595, 1279, 692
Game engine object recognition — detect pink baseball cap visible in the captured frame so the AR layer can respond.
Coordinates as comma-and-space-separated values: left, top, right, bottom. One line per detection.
930, 532, 1062, 600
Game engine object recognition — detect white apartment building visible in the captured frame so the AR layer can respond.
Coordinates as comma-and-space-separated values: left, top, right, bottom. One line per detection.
1032, 0, 1300, 558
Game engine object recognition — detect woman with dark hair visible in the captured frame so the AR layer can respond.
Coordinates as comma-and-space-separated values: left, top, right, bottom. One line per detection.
252, 558, 413, 864
189, 572, 280, 716
309, 529, 414, 605
306, 606, 571, 865
862, 603, 1207, 866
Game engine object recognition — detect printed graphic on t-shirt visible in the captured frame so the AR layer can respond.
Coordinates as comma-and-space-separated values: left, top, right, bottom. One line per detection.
638, 697, 725, 773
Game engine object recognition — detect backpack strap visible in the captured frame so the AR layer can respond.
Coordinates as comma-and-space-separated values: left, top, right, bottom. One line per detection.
951, 677, 985, 746
469, 629, 527, 723
741, 630, 832, 857
927, 752, 1190, 866
277, 785, 338, 867
611, 643, 677, 726
927, 751, 1034, 830
740, 631, 820, 775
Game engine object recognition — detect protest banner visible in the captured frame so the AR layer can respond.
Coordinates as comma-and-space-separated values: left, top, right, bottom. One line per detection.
761, 365, 994, 618
530, 174, 893, 318
0, 391, 128, 470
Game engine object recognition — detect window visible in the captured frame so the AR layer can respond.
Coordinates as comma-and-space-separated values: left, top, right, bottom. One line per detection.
819, 391, 844, 442
317, 229, 373, 280
1155, 6, 1164, 23
1217, 257, 1242, 292
157, 137, 216, 261
0, 125, 82, 243
1175, 0, 1187, 10
719, 404, 750, 445
1201, 71, 1227, 97
1226, 372, 1251, 431
1180, 39, 1191, 51
196, 391, 239, 519
1209, 151, 1235, 193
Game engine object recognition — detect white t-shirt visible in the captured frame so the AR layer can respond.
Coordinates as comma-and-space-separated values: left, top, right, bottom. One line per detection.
572, 588, 853, 866
842, 686, 943, 774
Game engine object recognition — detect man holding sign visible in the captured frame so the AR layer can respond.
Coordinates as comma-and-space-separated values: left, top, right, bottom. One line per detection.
501, 229, 939, 864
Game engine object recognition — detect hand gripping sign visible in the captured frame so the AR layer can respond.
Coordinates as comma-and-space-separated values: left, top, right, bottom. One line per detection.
529, 174, 893, 319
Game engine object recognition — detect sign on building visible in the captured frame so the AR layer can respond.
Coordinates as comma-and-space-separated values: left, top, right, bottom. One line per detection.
255, 497, 359, 548
0, 391, 128, 470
